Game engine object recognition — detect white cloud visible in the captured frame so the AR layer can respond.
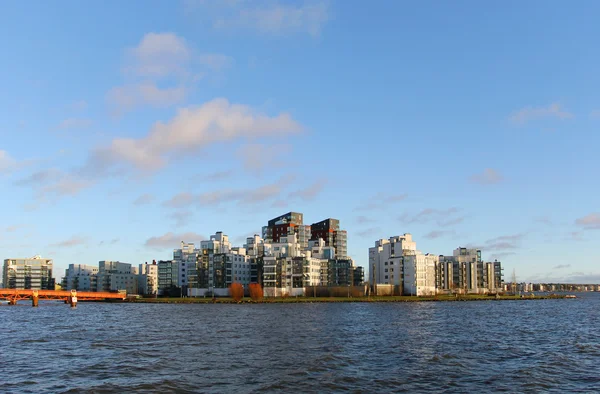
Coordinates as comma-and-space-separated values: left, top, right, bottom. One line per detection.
509, 103, 573, 125
575, 213, 600, 230
108, 32, 232, 114
57, 118, 92, 130
87, 98, 302, 174
126, 32, 191, 78
0, 150, 15, 174
145, 231, 205, 250
469, 168, 504, 185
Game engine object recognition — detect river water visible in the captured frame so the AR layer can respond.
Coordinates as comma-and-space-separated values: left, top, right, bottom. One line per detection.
1, 294, 599, 393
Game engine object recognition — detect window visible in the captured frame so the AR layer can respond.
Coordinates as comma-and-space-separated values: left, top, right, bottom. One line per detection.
385, 275, 388, 279
385, 269, 388, 272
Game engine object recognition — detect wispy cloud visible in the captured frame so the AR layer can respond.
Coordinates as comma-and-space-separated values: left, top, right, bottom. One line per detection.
484, 233, 525, 251
398, 207, 463, 227
590, 109, 600, 119
87, 98, 303, 175
575, 213, 600, 230
423, 230, 455, 240
356, 227, 380, 238
509, 103, 573, 125
355, 193, 407, 211
0, 150, 16, 174
67, 100, 88, 111
469, 168, 504, 185
169, 210, 194, 227
145, 231, 204, 250
49, 235, 87, 248
237, 143, 292, 175
189, 0, 330, 37
14, 168, 91, 200
355, 216, 375, 225
162, 174, 297, 209
57, 118, 92, 130
288, 179, 327, 201
553, 264, 571, 269
133, 193, 155, 205
199, 170, 234, 182
107, 32, 233, 114
198, 53, 234, 71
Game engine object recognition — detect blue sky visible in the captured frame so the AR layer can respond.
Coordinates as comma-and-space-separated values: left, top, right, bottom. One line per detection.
1, 0, 599, 283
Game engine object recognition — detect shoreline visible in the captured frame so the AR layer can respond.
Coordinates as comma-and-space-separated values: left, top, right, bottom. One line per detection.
124, 294, 573, 304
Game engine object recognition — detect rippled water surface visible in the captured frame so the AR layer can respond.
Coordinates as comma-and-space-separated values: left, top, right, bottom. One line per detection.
1, 294, 600, 393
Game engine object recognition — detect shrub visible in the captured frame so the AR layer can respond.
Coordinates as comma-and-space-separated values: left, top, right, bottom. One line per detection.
249, 283, 263, 301
229, 283, 244, 302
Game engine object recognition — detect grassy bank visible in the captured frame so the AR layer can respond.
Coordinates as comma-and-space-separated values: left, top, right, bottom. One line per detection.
126, 294, 570, 304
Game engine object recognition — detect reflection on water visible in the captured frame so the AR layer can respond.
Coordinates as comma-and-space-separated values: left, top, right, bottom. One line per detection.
1, 294, 599, 393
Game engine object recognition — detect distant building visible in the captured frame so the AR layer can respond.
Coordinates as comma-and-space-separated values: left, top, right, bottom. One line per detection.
62, 264, 98, 291
97, 261, 138, 294
437, 248, 503, 293
157, 260, 176, 295
2, 256, 55, 290
173, 241, 200, 295
138, 261, 158, 296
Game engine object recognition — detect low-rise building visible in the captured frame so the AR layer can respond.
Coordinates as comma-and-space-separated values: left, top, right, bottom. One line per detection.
97, 261, 138, 294
62, 264, 98, 291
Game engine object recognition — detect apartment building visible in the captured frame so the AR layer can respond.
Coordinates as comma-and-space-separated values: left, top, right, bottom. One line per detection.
2, 255, 55, 290
62, 264, 98, 291
97, 261, 138, 294
369, 234, 436, 296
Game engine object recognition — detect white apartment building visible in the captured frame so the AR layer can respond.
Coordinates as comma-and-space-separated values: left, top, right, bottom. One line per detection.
173, 241, 200, 291
97, 261, 138, 294
369, 234, 436, 296
138, 262, 158, 296
403, 252, 438, 296
63, 264, 98, 291
2, 256, 54, 290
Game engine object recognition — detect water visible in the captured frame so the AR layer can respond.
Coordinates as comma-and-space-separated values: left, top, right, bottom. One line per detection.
1, 294, 600, 393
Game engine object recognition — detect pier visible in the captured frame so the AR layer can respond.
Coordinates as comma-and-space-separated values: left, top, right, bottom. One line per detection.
0, 289, 126, 307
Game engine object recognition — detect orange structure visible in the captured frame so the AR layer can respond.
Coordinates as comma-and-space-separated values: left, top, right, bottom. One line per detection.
0, 289, 126, 306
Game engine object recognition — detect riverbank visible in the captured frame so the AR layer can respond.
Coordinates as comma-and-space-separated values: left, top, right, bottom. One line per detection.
125, 294, 572, 304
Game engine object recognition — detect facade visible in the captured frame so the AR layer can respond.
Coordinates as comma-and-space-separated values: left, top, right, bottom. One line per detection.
310, 218, 348, 258
158, 260, 177, 295
2, 256, 55, 290
173, 241, 200, 294
262, 212, 310, 249
63, 264, 98, 291
97, 261, 138, 294
138, 261, 159, 296
369, 234, 436, 296
437, 248, 503, 293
